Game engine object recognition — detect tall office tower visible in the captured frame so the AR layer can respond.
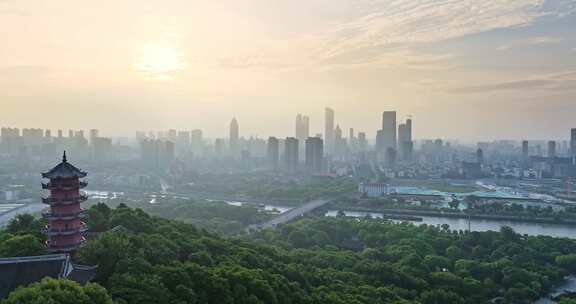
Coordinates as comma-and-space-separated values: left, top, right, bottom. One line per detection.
191, 129, 203, 154
140, 139, 175, 170
334, 124, 347, 159
324, 107, 335, 155
381, 111, 397, 154
548, 141, 556, 158
45, 130, 52, 139
214, 138, 225, 157
376, 130, 385, 157
385, 148, 397, 168
89, 129, 98, 145
302, 116, 310, 140
57, 130, 63, 138
357, 132, 367, 152
92, 137, 113, 164
305, 137, 324, 174
284, 137, 299, 173
229, 118, 239, 157
522, 140, 529, 160
476, 148, 484, 164
571, 128, 576, 159
295, 114, 310, 142
177, 131, 191, 149
348, 128, 355, 151
267, 137, 279, 170
398, 118, 413, 161
68, 130, 74, 138
167, 129, 177, 143
295, 114, 302, 139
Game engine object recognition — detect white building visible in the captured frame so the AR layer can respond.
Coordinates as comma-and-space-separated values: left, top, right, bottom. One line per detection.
358, 183, 389, 197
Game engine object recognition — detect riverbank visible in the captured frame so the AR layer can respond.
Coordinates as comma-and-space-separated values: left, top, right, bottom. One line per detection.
330, 205, 576, 226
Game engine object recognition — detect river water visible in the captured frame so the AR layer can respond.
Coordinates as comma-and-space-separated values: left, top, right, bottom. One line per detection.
325, 210, 576, 239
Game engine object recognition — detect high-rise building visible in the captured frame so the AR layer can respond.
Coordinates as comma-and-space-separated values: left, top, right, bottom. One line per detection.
476, 148, 484, 164
284, 137, 299, 173
140, 139, 175, 170
302, 116, 310, 140
324, 107, 334, 155
295, 114, 310, 142
571, 129, 576, 159
305, 137, 324, 174
191, 129, 203, 155
267, 137, 279, 170
398, 118, 413, 161
348, 128, 355, 151
89, 129, 98, 145
548, 140, 556, 158
358, 132, 367, 152
229, 118, 239, 157
522, 140, 529, 160
381, 111, 397, 155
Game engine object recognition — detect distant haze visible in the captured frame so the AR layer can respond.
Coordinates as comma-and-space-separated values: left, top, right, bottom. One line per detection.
0, 0, 575, 140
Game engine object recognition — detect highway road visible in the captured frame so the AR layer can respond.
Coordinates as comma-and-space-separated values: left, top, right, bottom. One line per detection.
0, 203, 45, 228
250, 198, 331, 231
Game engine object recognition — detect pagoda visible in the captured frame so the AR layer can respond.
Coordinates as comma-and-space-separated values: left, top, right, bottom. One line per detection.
41, 151, 88, 253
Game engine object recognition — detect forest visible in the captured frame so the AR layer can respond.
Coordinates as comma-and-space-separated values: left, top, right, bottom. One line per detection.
2, 203, 576, 303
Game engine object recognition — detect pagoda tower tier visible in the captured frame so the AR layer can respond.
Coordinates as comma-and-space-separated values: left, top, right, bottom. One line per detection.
41, 151, 88, 253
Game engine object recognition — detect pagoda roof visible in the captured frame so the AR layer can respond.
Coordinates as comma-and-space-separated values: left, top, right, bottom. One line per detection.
42, 151, 87, 179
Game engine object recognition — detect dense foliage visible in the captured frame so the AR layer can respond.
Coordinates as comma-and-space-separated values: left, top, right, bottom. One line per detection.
86, 200, 273, 234
4, 204, 576, 303
2, 278, 112, 304
82, 205, 576, 303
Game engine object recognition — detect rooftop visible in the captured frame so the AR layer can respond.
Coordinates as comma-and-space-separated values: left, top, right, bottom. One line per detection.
41, 151, 87, 179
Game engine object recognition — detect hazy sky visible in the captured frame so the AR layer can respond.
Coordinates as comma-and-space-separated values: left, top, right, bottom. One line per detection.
1, 0, 575, 141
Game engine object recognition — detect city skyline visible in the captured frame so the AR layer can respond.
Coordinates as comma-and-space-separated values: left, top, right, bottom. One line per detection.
1, 0, 575, 140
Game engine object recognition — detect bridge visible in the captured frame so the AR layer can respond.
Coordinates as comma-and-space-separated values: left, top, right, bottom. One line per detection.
248, 198, 332, 232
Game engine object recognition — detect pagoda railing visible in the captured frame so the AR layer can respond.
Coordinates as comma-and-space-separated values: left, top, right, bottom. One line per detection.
42, 194, 89, 205
45, 237, 86, 252
42, 223, 88, 236
41, 209, 87, 220
42, 181, 88, 190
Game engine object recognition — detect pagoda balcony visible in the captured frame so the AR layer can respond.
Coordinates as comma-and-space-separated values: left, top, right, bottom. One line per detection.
42, 223, 88, 236
45, 238, 86, 252
42, 194, 88, 205
42, 181, 88, 190
41, 209, 87, 220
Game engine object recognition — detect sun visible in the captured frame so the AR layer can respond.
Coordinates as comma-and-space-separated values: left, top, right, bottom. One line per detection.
135, 44, 187, 81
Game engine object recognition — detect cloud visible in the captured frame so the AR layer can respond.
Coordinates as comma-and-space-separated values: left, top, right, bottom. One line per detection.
220, 0, 576, 70
449, 71, 576, 93
496, 36, 565, 51
315, 0, 576, 62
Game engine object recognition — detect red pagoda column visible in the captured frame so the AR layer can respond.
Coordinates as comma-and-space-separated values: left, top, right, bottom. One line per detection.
41, 151, 88, 253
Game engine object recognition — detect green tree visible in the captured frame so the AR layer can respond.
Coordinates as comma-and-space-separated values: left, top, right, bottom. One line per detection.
0, 234, 44, 257
556, 254, 576, 273
2, 278, 113, 304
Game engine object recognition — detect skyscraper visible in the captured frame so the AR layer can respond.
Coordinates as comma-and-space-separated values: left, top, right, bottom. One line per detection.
229, 118, 239, 157
305, 137, 324, 174
522, 140, 529, 160
358, 132, 367, 152
284, 137, 299, 173
548, 140, 556, 158
398, 118, 413, 161
381, 111, 397, 156
267, 137, 279, 170
324, 107, 334, 155
571, 128, 576, 159
295, 114, 310, 142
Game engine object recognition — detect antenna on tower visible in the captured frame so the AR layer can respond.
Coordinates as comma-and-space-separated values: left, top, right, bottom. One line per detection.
62, 151, 67, 163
